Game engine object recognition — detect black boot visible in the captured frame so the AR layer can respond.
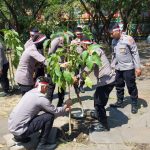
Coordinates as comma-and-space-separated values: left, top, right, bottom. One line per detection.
109, 101, 124, 108
79, 85, 85, 93
13, 136, 31, 143
79, 81, 85, 93
94, 105, 109, 131
36, 140, 57, 150
131, 104, 138, 114
131, 98, 138, 114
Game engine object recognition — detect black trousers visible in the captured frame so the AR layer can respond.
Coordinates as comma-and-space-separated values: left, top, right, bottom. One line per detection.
46, 75, 65, 107
115, 69, 138, 104
0, 63, 9, 93
94, 83, 114, 123
18, 84, 33, 96
21, 113, 54, 143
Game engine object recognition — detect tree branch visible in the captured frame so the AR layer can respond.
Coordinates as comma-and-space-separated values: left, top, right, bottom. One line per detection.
79, 0, 93, 17
33, 0, 46, 18
3, 0, 19, 32
0, 10, 13, 28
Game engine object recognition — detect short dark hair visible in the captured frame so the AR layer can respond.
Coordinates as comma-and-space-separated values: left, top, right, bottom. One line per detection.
30, 27, 39, 33
36, 76, 49, 83
109, 23, 120, 33
75, 27, 83, 33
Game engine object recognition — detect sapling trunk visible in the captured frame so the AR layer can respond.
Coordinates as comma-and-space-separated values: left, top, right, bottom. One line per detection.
9, 50, 15, 86
6, 50, 13, 87
68, 85, 72, 135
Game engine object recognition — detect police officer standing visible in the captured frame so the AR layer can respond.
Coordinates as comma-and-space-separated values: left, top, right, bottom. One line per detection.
15, 33, 47, 95
25, 28, 45, 80
109, 24, 142, 114
71, 27, 85, 93
80, 37, 115, 132
47, 36, 66, 107
0, 42, 10, 97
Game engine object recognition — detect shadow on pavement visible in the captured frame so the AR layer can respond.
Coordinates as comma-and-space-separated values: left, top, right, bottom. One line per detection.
123, 96, 148, 109
107, 107, 129, 129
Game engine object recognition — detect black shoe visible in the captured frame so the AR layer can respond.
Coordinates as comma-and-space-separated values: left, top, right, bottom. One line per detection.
36, 142, 57, 150
79, 86, 85, 93
90, 111, 98, 120
13, 136, 31, 143
131, 104, 138, 114
90, 123, 109, 132
109, 101, 123, 108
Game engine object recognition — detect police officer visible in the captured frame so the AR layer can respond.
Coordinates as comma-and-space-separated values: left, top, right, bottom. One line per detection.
109, 24, 142, 114
25, 28, 45, 80
0, 42, 10, 97
15, 33, 47, 95
47, 36, 66, 107
8, 76, 71, 150
71, 27, 85, 93
80, 38, 115, 132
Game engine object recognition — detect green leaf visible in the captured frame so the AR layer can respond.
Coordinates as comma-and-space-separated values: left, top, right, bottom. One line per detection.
85, 77, 93, 88
88, 44, 102, 51
91, 53, 101, 66
66, 31, 74, 37
63, 70, 73, 85
50, 32, 64, 40
64, 33, 69, 44
43, 39, 50, 50
16, 46, 23, 51
86, 55, 94, 70
55, 48, 64, 55
55, 64, 62, 77
81, 51, 89, 62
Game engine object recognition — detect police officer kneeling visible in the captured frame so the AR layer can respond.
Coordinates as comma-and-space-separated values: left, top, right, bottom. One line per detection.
8, 76, 71, 150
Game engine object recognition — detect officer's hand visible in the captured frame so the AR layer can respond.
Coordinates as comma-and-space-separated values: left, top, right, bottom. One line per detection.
63, 104, 71, 112
135, 68, 142, 77
0, 70, 3, 75
60, 62, 69, 68
65, 106, 71, 112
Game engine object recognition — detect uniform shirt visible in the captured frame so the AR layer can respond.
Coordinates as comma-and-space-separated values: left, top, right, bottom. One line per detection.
83, 48, 115, 87
8, 88, 66, 136
111, 34, 141, 71
48, 37, 64, 54
94, 48, 115, 86
0, 43, 8, 70
71, 38, 83, 54
15, 40, 46, 85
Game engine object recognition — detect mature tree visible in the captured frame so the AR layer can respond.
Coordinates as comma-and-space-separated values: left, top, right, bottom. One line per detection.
119, 0, 149, 32
79, 0, 121, 43
0, 0, 49, 40
79, 0, 149, 43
